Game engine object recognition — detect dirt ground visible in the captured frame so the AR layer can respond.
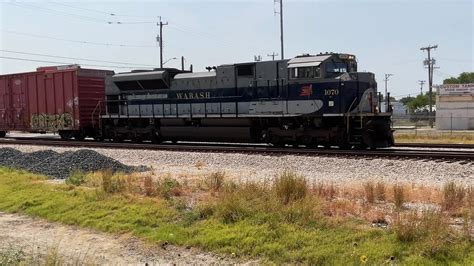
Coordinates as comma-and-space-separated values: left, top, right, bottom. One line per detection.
0, 212, 254, 265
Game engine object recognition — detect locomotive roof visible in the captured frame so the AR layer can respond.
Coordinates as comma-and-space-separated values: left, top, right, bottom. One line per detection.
174, 71, 216, 79
288, 54, 332, 64
112, 70, 166, 82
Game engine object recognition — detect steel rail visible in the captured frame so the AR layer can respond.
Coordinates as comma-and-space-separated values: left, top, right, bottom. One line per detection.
0, 138, 473, 161
2, 136, 474, 150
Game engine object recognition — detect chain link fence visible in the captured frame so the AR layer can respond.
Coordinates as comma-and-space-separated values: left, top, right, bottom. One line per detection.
392, 115, 474, 134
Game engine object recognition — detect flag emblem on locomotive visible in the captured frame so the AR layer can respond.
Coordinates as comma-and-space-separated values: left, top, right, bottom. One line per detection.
300, 84, 313, 97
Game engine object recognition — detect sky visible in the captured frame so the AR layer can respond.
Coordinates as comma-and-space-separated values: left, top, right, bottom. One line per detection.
0, 0, 472, 99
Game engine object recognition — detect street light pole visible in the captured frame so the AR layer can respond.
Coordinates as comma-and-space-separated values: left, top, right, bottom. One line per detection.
383, 74, 393, 113
384, 73, 393, 100
162, 57, 177, 66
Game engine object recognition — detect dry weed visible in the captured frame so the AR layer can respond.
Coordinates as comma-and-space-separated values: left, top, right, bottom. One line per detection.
393, 184, 405, 210
442, 181, 466, 212
313, 182, 338, 200
375, 182, 386, 201
274, 170, 307, 205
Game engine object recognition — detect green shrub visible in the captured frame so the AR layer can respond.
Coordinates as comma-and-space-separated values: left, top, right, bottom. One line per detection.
392, 210, 452, 256
101, 170, 126, 193
158, 177, 181, 199
65, 170, 86, 186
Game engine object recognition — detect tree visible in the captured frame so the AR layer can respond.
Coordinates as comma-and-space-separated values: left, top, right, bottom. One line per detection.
443, 72, 474, 84
406, 93, 436, 113
399, 96, 414, 105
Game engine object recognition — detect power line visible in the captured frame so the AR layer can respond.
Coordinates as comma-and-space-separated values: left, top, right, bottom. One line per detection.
0, 56, 147, 69
0, 50, 154, 67
8, 2, 109, 23
267, 52, 278, 61
7, 2, 155, 25
2, 29, 156, 48
9, 2, 233, 49
418, 80, 425, 95
50, 2, 160, 19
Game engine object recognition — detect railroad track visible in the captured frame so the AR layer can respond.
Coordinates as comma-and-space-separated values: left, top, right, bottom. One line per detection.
0, 137, 473, 161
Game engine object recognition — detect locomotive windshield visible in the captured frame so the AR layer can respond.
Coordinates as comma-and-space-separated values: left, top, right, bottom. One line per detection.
325, 62, 348, 73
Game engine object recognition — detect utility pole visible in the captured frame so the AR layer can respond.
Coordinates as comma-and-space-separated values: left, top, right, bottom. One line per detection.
274, 0, 284, 60
267, 52, 278, 61
157, 17, 168, 69
384, 73, 393, 101
418, 80, 426, 95
420, 44, 438, 128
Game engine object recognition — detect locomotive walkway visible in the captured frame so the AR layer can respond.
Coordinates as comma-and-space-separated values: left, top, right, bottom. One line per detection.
0, 137, 473, 162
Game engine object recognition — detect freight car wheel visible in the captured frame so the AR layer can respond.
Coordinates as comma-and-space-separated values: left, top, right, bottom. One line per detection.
0, 131, 6, 138
74, 133, 85, 141
59, 131, 73, 140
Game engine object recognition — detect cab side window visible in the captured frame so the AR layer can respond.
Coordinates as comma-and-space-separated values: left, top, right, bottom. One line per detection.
290, 67, 321, 79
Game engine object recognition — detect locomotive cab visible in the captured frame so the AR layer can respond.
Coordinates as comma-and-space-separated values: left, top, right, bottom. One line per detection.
288, 53, 357, 80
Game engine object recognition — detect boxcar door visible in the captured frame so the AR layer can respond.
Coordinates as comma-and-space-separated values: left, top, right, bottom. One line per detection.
10, 76, 28, 130
0, 77, 9, 130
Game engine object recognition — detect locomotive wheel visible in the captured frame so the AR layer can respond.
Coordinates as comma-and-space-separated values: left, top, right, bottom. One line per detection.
338, 144, 351, 150
306, 140, 318, 149
0, 131, 6, 138
273, 143, 285, 148
151, 134, 162, 144
150, 130, 162, 144
355, 144, 367, 150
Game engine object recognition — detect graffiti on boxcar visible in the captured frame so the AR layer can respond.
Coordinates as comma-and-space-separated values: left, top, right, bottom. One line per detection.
31, 113, 74, 131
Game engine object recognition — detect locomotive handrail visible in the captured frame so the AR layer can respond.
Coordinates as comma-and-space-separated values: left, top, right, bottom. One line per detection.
346, 97, 358, 142
100, 96, 302, 119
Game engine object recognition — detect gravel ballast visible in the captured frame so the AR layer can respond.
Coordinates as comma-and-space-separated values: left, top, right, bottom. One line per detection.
0, 144, 472, 186
0, 148, 138, 179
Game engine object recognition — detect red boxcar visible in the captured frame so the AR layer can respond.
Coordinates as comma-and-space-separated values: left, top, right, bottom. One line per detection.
0, 65, 114, 139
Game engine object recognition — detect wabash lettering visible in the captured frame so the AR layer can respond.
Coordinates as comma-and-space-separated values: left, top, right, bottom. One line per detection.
176, 91, 211, 99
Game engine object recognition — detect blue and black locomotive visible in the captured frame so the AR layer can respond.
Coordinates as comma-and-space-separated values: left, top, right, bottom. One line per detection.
100, 53, 394, 149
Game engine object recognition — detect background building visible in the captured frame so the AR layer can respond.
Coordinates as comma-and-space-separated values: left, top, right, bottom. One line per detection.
436, 83, 474, 130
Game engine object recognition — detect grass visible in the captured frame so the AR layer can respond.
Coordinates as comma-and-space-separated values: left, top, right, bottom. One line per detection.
395, 132, 474, 144
0, 168, 472, 264
0, 244, 92, 265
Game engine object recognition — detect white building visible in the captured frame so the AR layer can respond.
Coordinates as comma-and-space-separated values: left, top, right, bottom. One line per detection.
381, 101, 408, 116
436, 83, 474, 130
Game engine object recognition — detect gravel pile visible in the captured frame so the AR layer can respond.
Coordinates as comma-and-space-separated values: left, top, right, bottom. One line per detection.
0, 148, 138, 179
